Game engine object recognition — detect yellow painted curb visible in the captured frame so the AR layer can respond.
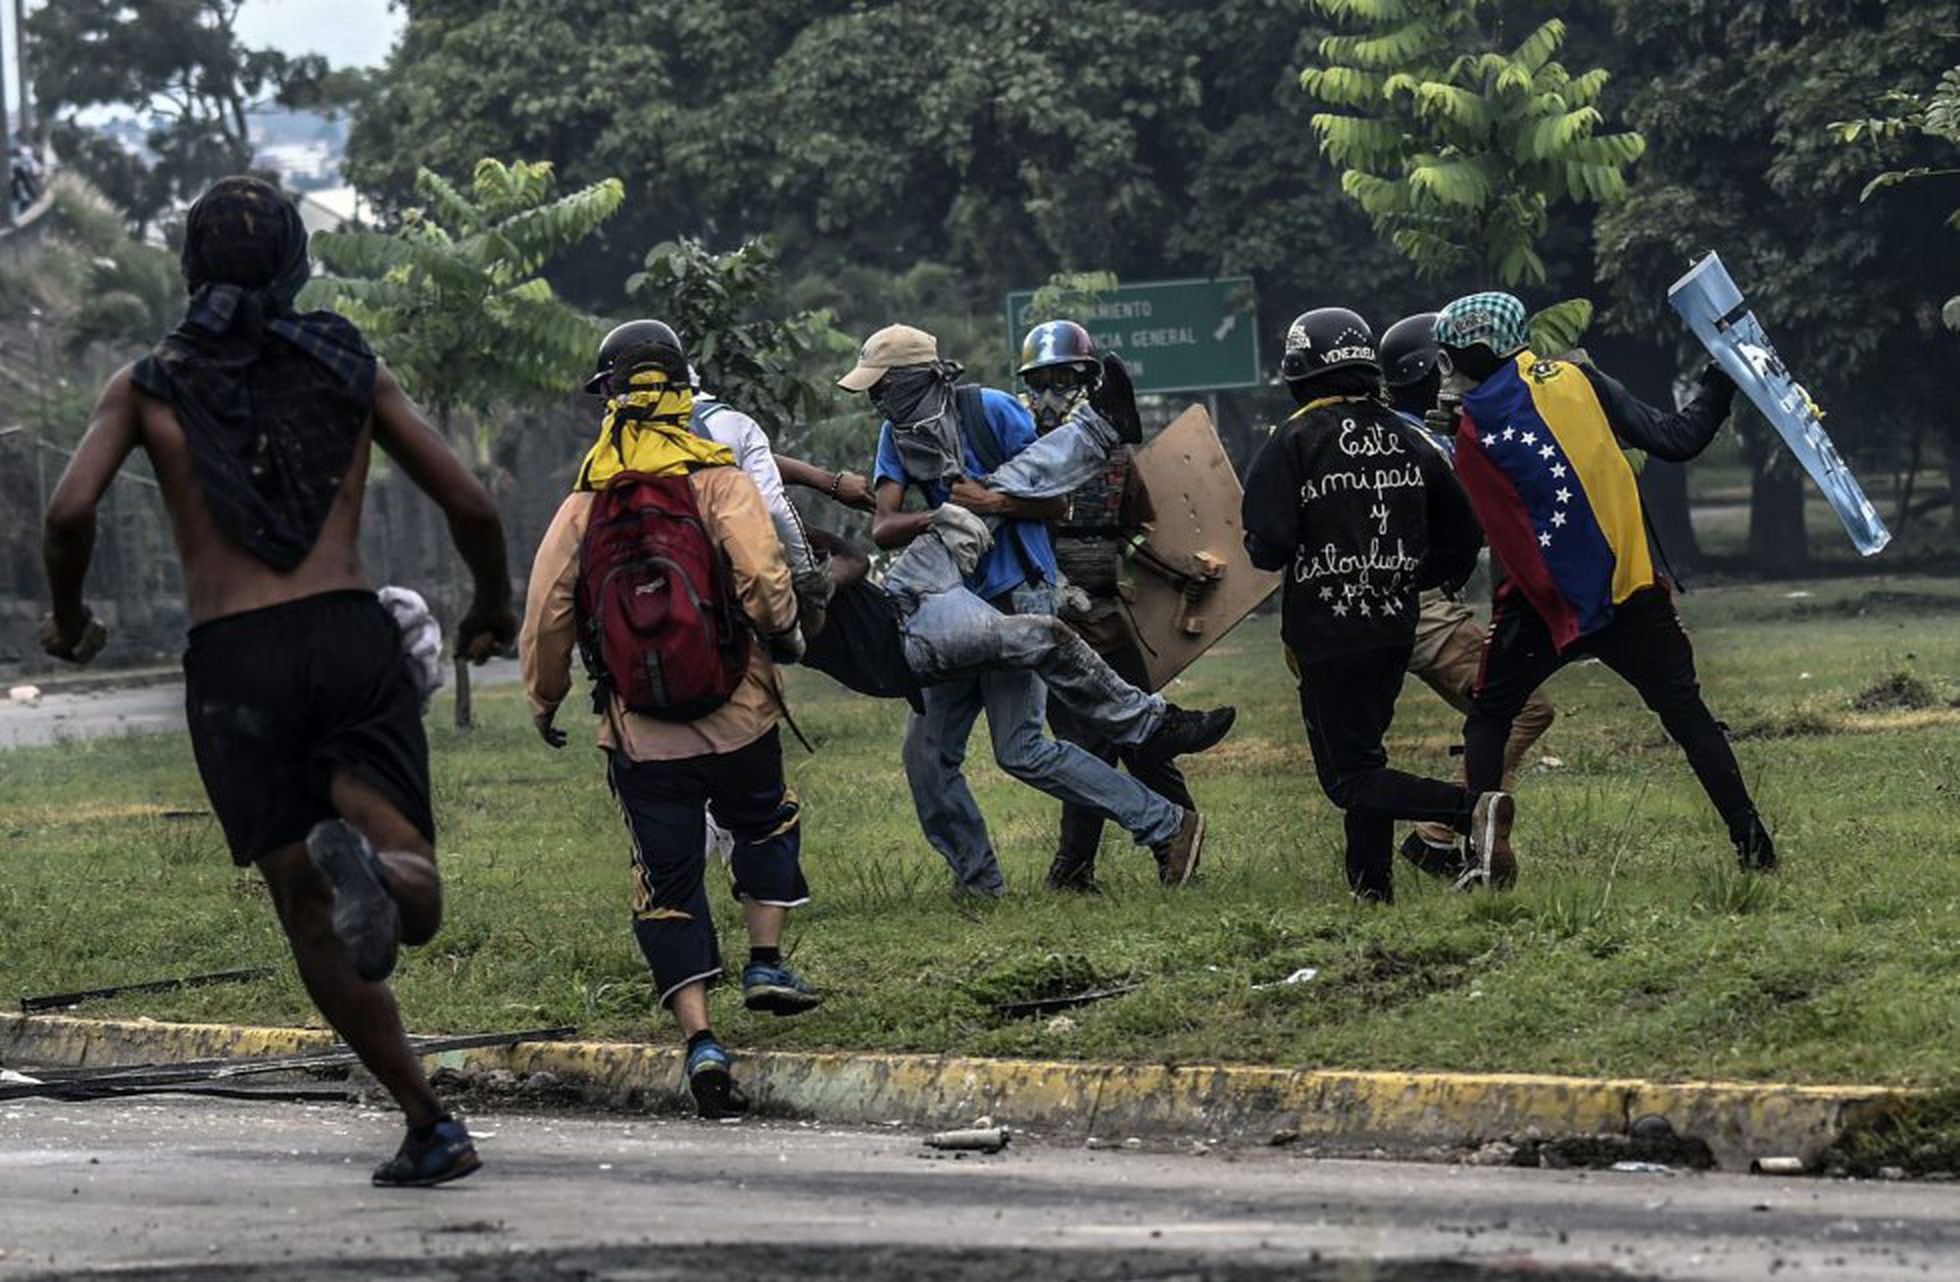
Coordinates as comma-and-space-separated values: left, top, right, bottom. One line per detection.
0, 1014, 1909, 1170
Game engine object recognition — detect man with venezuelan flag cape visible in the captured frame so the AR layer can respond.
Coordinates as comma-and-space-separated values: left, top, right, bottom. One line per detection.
1433, 292, 1776, 872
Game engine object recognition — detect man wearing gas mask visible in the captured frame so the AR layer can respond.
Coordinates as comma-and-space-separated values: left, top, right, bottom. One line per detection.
1016, 321, 1197, 894
842, 324, 1221, 897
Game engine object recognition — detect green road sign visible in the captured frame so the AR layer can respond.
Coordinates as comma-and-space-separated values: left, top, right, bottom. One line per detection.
1004, 277, 1260, 395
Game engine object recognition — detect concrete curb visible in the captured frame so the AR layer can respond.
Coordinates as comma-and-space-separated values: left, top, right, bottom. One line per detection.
0, 1014, 1909, 1170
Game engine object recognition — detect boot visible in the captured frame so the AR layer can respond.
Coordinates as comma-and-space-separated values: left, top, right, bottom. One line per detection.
1044, 848, 1104, 895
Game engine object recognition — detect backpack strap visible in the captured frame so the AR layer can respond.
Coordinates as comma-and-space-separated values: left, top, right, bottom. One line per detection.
689, 399, 730, 439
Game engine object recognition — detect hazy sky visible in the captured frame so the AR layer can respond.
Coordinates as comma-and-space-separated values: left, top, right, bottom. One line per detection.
235, 0, 408, 69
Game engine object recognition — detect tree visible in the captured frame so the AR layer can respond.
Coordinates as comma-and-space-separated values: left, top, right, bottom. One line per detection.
1834, 64, 1960, 334
1301, 0, 1644, 303
1595, 1, 1960, 566
625, 236, 849, 454
304, 157, 626, 725
27, 0, 345, 232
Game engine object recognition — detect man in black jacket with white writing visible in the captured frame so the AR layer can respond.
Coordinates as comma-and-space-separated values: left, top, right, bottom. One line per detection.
1242, 308, 1515, 902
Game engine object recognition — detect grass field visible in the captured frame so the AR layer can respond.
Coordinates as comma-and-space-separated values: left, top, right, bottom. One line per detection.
3, 574, 1959, 1087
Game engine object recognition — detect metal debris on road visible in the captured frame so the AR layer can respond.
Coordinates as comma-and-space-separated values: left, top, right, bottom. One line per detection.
1751, 1156, 1808, 1175
20, 966, 276, 1013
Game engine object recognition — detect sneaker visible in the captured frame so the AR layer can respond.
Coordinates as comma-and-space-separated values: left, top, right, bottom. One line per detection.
1733, 813, 1777, 872
372, 1117, 481, 1188
685, 1037, 750, 1120
306, 819, 400, 983
1152, 808, 1207, 887
741, 961, 824, 1017
1141, 704, 1237, 759
1399, 829, 1469, 881
1044, 850, 1104, 895
1463, 792, 1518, 890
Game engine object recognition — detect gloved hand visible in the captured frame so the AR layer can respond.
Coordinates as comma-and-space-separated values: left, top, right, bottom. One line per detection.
1697, 359, 1736, 401
929, 502, 994, 576
765, 624, 806, 665
1057, 582, 1094, 621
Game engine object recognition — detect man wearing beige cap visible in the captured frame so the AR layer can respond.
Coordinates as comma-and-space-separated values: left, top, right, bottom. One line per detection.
840, 325, 1211, 896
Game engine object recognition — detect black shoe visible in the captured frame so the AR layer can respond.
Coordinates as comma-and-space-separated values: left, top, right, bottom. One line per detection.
1399, 829, 1468, 880
1142, 704, 1237, 759
1044, 851, 1104, 895
1734, 814, 1777, 871
686, 1037, 751, 1120
306, 819, 400, 983
372, 1117, 481, 1188
1152, 809, 1207, 887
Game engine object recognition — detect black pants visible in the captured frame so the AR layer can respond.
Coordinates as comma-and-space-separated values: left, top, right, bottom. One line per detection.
1465, 584, 1756, 836
1047, 627, 1193, 868
606, 729, 807, 1007
1297, 645, 1474, 902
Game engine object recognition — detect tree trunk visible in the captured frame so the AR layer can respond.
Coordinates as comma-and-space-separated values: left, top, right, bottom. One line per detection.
1637, 458, 1702, 576
1747, 450, 1809, 574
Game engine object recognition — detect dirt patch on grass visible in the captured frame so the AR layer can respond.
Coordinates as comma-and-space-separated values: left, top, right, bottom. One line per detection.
1854, 671, 1943, 712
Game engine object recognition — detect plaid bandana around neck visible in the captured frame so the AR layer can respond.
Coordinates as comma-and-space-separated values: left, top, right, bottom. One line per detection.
1434, 292, 1530, 357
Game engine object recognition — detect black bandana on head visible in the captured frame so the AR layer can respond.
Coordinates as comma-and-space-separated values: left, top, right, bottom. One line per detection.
130, 176, 379, 571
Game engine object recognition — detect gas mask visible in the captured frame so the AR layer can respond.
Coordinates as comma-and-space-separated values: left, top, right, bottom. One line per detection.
1021, 362, 1098, 433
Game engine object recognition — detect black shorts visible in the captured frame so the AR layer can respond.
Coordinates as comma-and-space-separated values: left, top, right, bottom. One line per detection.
184, 590, 433, 865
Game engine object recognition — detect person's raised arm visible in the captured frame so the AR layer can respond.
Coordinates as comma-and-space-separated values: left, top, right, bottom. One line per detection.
947, 479, 1066, 521
41, 366, 142, 662
370, 364, 514, 661
871, 478, 932, 549
1579, 362, 1735, 463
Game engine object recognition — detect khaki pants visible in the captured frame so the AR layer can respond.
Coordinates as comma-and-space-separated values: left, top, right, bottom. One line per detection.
1410, 615, 1555, 847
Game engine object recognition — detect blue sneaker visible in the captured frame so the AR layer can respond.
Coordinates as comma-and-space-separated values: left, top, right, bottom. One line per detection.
371, 1117, 481, 1188
685, 1037, 750, 1119
741, 961, 824, 1016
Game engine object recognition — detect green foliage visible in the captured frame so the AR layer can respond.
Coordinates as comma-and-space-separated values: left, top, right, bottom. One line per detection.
1302, 2, 1645, 287
1027, 271, 1120, 326
64, 243, 183, 358
625, 236, 849, 446
1833, 64, 1960, 332
26, 0, 355, 233
1527, 297, 1593, 355
304, 158, 626, 453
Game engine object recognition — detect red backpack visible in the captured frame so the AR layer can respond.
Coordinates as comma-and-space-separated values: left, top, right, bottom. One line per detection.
574, 470, 751, 722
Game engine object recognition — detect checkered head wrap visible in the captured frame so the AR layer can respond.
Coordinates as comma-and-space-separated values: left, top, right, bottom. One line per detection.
1434, 293, 1530, 357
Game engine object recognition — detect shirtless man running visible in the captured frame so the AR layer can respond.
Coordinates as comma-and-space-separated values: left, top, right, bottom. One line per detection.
40, 177, 515, 1187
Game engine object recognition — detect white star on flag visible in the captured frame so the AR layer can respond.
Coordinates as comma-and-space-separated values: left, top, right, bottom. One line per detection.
1501, 427, 1516, 442
1538, 531, 1553, 547
1539, 445, 1556, 460
1555, 487, 1572, 504
1520, 431, 1537, 446
1552, 511, 1568, 527
1550, 464, 1568, 479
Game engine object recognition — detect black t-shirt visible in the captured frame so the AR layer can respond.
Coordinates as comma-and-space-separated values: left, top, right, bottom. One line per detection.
1240, 395, 1483, 664
801, 579, 924, 712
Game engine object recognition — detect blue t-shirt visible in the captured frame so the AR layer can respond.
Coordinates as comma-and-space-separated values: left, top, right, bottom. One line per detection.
873, 386, 1059, 603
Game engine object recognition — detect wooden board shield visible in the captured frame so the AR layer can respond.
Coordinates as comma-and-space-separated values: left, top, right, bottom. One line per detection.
1123, 404, 1280, 690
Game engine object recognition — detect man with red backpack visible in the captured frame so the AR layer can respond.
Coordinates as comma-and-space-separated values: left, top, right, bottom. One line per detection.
520, 324, 814, 1120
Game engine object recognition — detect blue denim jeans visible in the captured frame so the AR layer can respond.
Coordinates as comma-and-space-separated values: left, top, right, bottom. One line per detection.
899, 584, 1183, 896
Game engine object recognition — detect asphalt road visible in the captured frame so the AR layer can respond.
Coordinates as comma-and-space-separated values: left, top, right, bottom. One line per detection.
1, 1098, 1955, 1281
0, 660, 522, 749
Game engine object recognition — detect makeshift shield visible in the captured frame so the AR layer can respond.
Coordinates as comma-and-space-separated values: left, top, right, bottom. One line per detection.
1123, 404, 1280, 690
1668, 252, 1891, 556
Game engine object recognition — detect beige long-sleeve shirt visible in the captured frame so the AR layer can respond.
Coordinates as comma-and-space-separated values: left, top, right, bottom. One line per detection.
519, 467, 798, 762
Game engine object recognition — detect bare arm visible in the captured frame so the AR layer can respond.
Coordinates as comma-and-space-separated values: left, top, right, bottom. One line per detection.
871, 478, 933, 549
775, 453, 875, 511
42, 367, 141, 659
369, 364, 514, 658
947, 478, 1066, 521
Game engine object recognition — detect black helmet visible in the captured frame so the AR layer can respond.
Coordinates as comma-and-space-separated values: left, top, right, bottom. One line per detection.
585, 319, 687, 394
1279, 308, 1377, 384
1378, 312, 1441, 389
1018, 319, 1100, 377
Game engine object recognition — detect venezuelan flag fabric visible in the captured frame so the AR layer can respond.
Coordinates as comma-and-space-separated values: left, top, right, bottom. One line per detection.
1453, 353, 1654, 651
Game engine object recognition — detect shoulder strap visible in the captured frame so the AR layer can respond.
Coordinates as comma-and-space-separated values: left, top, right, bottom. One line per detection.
689, 399, 729, 438
954, 385, 1007, 473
